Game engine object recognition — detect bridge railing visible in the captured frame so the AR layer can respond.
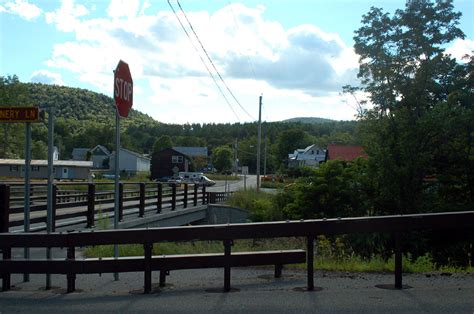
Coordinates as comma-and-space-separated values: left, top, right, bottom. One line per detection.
0, 182, 216, 232
0, 210, 473, 293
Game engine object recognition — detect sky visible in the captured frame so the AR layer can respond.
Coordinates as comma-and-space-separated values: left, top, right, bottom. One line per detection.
1, 0, 473, 124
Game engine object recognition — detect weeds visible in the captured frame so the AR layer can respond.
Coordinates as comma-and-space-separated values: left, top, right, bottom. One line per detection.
83, 236, 473, 273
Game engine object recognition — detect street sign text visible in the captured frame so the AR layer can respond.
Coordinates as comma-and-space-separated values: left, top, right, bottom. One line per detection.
0, 107, 39, 123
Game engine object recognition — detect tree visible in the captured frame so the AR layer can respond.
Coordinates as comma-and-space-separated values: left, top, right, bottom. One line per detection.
276, 129, 312, 162
0, 75, 30, 158
212, 146, 233, 173
152, 135, 173, 153
352, 0, 472, 215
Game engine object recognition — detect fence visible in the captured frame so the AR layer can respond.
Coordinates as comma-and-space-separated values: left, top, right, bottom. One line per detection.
0, 182, 231, 232
1, 210, 473, 293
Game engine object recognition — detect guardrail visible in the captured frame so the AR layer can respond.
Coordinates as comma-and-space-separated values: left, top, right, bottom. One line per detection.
1, 210, 473, 293
0, 182, 220, 231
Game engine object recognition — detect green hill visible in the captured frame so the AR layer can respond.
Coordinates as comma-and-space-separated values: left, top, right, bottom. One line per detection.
26, 83, 158, 131
282, 117, 335, 124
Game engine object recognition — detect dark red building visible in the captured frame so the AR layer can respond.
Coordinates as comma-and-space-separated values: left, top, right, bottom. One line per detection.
151, 148, 190, 180
325, 144, 367, 161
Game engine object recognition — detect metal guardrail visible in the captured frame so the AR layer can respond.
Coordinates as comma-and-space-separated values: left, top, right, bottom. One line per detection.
1, 210, 473, 293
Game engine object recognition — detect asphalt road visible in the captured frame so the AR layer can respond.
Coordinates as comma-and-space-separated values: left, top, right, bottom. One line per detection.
1, 267, 473, 313
207, 174, 257, 193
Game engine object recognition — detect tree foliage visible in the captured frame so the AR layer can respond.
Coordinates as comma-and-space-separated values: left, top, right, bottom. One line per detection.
152, 135, 173, 153
352, 0, 473, 214
212, 146, 233, 173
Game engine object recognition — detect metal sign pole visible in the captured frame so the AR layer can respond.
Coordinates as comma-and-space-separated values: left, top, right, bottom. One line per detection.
23, 122, 31, 282
114, 108, 120, 281
46, 107, 54, 289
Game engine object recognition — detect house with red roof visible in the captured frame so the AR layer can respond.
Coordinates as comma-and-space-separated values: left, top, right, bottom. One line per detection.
325, 144, 367, 162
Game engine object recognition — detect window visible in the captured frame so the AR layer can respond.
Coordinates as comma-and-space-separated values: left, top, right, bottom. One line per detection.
172, 155, 183, 163
9, 165, 19, 172
31, 166, 40, 172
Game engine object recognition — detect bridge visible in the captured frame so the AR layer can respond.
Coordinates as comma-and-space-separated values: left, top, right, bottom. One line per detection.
0, 181, 247, 233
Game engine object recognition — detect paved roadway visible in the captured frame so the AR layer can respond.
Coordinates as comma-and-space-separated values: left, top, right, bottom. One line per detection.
207, 174, 257, 193
1, 267, 473, 313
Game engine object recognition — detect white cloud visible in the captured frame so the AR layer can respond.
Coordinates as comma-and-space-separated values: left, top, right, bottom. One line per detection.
446, 39, 474, 63
42, 2, 360, 123
45, 0, 89, 32
107, 0, 140, 19
30, 70, 64, 85
1, 0, 41, 20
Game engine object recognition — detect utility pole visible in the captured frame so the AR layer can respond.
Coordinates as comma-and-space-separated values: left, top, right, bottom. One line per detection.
256, 95, 262, 191
264, 136, 267, 176
234, 138, 238, 174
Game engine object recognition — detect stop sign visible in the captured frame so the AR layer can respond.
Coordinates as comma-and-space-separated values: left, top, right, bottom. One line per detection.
114, 60, 133, 118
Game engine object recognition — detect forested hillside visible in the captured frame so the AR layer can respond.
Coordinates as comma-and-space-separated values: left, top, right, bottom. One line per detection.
1, 76, 359, 172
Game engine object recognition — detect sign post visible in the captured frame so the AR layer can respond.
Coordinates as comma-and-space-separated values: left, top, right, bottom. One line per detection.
0, 106, 40, 283
113, 60, 133, 281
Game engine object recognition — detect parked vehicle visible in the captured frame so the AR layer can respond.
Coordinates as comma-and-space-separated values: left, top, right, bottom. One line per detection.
179, 172, 204, 183
167, 178, 182, 187
102, 174, 120, 180
196, 175, 216, 187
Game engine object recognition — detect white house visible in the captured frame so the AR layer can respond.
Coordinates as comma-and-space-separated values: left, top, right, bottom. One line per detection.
288, 144, 326, 168
109, 148, 151, 176
89, 145, 111, 169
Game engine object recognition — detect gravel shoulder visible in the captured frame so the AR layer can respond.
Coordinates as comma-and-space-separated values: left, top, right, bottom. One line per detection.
1, 267, 473, 313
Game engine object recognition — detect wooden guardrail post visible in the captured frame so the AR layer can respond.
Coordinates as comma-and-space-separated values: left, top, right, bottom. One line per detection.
0, 184, 11, 291
0, 184, 9, 234
119, 183, 124, 221
201, 186, 206, 205
209, 192, 216, 204
183, 184, 188, 208
171, 184, 176, 211
307, 235, 315, 291
67, 246, 76, 293
144, 243, 153, 293
223, 239, 232, 292
157, 183, 162, 213
193, 184, 198, 206
139, 183, 145, 217
52, 184, 58, 232
394, 232, 402, 289
87, 183, 95, 228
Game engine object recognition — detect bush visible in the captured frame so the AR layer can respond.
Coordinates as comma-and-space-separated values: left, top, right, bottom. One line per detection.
226, 189, 283, 222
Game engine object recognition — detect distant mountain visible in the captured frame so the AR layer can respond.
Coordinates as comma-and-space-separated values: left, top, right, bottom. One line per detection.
282, 117, 335, 124
26, 83, 158, 130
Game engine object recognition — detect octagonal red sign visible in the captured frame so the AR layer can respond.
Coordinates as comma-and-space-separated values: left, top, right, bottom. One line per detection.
114, 60, 133, 118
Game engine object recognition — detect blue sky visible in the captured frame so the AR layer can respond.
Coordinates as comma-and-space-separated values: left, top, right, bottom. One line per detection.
1, 0, 473, 124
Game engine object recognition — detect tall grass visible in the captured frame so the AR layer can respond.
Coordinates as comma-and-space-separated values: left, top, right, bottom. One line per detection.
83, 237, 473, 273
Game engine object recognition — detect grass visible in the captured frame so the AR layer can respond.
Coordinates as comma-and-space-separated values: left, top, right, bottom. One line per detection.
83, 237, 474, 274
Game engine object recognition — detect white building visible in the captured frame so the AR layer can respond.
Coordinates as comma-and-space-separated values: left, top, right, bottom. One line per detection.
109, 148, 151, 176
288, 144, 326, 168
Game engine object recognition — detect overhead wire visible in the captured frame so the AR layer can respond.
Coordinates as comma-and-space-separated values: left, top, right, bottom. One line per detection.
167, 0, 240, 121
176, 0, 255, 121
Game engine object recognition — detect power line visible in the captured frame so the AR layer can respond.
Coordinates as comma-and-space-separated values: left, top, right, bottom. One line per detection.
176, 0, 254, 121
167, 0, 240, 121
